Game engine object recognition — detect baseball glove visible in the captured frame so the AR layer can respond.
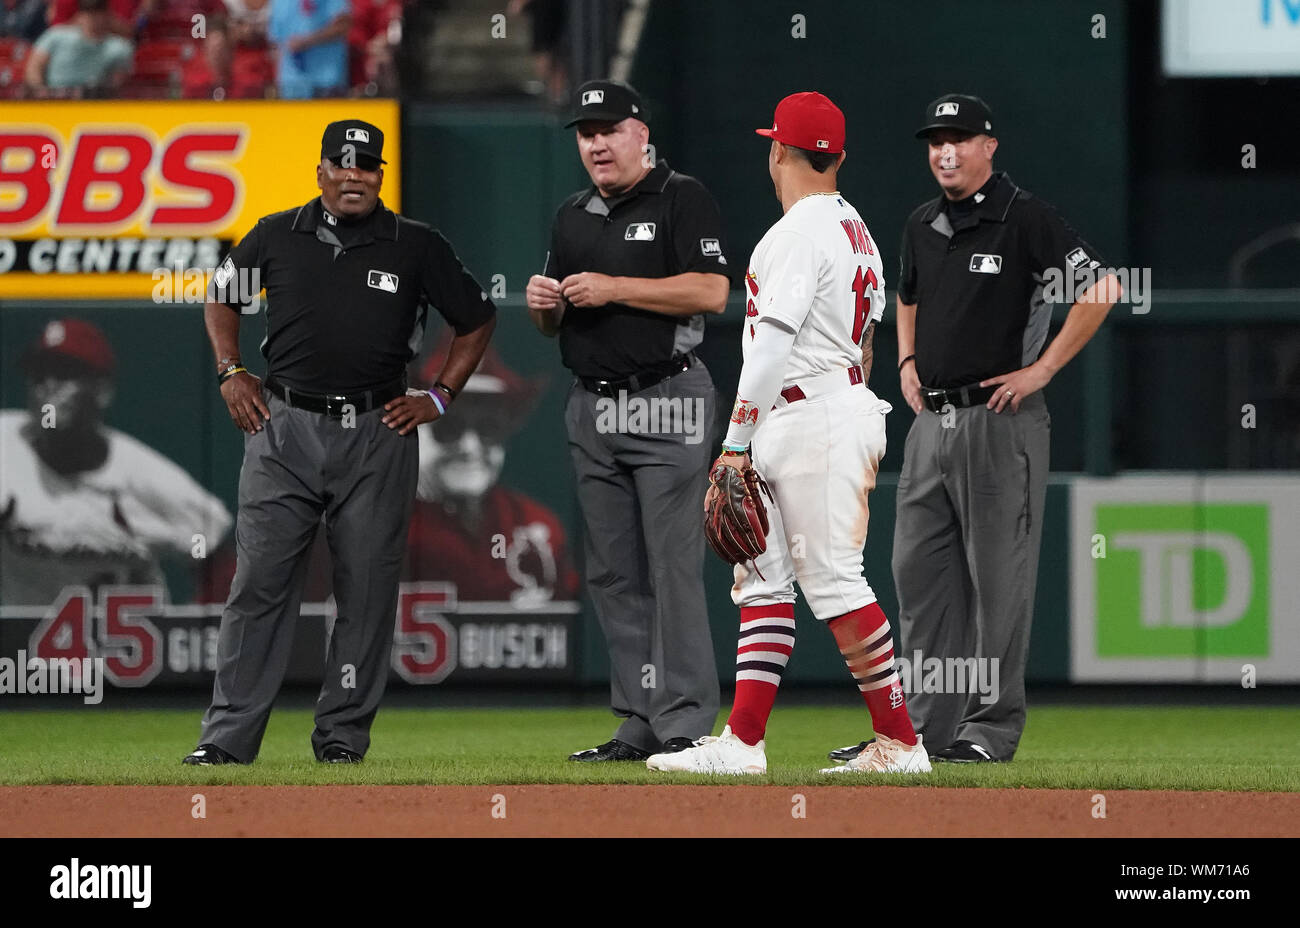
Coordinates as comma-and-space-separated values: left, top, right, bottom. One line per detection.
704, 455, 771, 568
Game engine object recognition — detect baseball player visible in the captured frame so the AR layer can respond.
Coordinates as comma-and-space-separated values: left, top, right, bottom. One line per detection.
647, 92, 929, 776
1, 319, 232, 607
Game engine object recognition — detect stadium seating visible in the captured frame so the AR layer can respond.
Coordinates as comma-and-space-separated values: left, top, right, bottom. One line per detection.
0, 38, 30, 99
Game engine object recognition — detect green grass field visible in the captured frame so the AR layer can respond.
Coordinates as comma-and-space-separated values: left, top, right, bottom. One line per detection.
2, 705, 1298, 790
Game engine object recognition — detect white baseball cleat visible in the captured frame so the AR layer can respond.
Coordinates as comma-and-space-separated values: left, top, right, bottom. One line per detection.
819, 734, 932, 775
645, 725, 767, 775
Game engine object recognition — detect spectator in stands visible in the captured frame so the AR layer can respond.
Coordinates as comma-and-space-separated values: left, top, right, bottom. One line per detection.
117, 0, 229, 99
509, 0, 566, 104
268, 0, 349, 99
200, 0, 268, 93
133, 0, 225, 32
347, 0, 398, 96
224, 0, 268, 42
25, 0, 133, 95
45, 0, 137, 36
1, 0, 47, 42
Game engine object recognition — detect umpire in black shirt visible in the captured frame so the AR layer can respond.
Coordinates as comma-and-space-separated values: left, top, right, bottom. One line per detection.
888, 95, 1120, 763
186, 119, 496, 765
526, 80, 727, 761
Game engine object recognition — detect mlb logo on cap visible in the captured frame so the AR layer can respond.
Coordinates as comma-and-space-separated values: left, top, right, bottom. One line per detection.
915, 94, 995, 139
755, 91, 846, 155
321, 119, 387, 164
566, 80, 650, 127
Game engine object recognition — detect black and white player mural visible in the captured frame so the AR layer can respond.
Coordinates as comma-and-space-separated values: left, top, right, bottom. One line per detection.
0, 316, 578, 689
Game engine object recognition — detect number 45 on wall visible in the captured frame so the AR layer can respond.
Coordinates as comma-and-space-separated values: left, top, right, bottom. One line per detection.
28, 586, 165, 688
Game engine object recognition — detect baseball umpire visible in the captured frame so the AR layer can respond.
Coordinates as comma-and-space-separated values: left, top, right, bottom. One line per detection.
525, 79, 728, 762
832, 94, 1120, 765
185, 118, 496, 765
647, 92, 929, 776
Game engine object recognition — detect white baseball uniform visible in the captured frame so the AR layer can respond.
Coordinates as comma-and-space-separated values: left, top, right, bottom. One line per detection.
722, 191, 889, 619
0, 409, 232, 606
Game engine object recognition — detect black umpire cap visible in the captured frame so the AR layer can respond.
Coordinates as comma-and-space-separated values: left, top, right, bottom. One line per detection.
321, 119, 387, 167
564, 79, 650, 127
915, 94, 995, 139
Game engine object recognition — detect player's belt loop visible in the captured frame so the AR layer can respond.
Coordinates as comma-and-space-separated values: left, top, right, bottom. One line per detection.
775, 364, 865, 408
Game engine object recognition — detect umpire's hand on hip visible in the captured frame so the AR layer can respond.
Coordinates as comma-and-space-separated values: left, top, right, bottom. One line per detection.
382, 393, 442, 435
221, 371, 271, 434
980, 361, 1052, 414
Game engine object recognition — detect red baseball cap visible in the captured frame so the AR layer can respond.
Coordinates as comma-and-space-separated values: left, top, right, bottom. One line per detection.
756, 92, 845, 155
22, 318, 116, 376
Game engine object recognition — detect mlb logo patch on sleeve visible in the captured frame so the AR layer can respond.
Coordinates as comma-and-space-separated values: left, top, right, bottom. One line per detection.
625, 222, 657, 241
213, 257, 235, 288
969, 254, 1002, 274
368, 270, 399, 292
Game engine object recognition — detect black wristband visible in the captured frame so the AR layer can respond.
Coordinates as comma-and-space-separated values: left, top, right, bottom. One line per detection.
217, 364, 247, 385
898, 354, 916, 372
433, 381, 457, 400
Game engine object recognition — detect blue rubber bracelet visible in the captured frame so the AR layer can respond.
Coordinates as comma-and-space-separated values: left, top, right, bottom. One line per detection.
426, 389, 446, 415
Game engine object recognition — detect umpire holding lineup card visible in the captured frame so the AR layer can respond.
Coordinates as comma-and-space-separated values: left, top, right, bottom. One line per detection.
526, 79, 730, 763
186, 118, 496, 766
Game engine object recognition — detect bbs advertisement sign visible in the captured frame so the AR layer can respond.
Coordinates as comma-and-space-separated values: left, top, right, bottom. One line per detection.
0, 100, 400, 299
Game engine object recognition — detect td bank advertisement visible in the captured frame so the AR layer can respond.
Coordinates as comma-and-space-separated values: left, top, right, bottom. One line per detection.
1070, 476, 1300, 682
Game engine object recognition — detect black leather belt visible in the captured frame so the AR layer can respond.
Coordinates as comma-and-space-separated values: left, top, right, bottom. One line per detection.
921, 383, 997, 413
578, 352, 695, 397
265, 376, 404, 417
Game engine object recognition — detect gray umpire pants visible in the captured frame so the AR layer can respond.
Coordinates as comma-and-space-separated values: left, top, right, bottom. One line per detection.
564, 362, 721, 753
893, 391, 1050, 761
199, 391, 418, 762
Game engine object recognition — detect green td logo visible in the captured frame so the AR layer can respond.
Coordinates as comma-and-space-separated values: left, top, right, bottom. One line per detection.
1095, 504, 1269, 657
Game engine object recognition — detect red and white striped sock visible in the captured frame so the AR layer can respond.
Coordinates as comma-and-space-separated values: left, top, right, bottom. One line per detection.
828, 602, 917, 745
726, 604, 796, 746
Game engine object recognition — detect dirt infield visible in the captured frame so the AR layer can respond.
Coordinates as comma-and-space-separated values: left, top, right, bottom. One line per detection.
2, 786, 1296, 837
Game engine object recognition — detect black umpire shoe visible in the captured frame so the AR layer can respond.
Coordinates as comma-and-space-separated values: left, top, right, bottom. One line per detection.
658, 737, 698, 754
320, 746, 364, 764
827, 739, 875, 763
182, 743, 244, 766
568, 739, 650, 762
931, 740, 998, 763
